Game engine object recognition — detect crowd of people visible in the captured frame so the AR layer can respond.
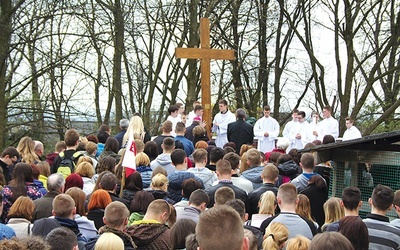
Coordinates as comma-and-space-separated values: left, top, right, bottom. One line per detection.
0, 100, 394, 250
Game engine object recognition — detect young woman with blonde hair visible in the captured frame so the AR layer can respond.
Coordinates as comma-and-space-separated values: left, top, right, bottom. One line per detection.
321, 197, 344, 231
248, 191, 276, 228
263, 222, 289, 250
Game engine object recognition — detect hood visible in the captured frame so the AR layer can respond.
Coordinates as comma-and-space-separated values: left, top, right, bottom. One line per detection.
188, 168, 215, 183
241, 166, 263, 183
278, 160, 299, 176
168, 172, 195, 190
155, 154, 172, 166
126, 223, 169, 247
85, 226, 137, 250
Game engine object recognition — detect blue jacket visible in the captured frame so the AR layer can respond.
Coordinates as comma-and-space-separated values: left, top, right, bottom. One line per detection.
168, 171, 204, 202
175, 136, 195, 156
240, 166, 264, 189
136, 165, 152, 188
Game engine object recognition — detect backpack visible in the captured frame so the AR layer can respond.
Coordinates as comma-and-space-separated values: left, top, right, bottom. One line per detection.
57, 151, 82, 179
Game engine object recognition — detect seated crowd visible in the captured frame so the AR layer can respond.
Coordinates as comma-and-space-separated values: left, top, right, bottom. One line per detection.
0, 118, 399, 250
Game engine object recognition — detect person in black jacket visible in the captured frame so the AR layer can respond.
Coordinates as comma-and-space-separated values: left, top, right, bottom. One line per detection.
227, 109, 254, 154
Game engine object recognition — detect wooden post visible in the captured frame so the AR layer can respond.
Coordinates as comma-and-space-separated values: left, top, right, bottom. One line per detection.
176, 18, 235, 138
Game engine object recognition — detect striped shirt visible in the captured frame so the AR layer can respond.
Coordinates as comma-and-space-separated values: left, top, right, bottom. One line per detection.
363, 213, 400, 250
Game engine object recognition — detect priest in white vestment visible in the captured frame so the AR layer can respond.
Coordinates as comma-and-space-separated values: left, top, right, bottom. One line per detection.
313, 106, 339, 141
212, 100, 236, 148
287, 111, 313, 151
254, 105, 280, 153
342, 117, 362, 141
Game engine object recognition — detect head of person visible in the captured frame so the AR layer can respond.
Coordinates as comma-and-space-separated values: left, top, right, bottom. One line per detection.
192, 125, 206, 137
171, 149, 187, 167
276, 138, 290, 151
170, 219, 197, 249
88, 189, 112, 211
223, 152, 240, 171
296, 111, 306, 123
214, 186, 235, 206
86, 134, 99, 144
218, 99, 228, 113
296, 194, 313, 221
64, 129, 80, 148
130, 190, 154, 214
341, 186, 362, 211
262, 163, 279, 183
309, 232, 353, 250
322, 135, 336, 144
168, 105, 179, 117
370, 184, 394, 212
46, 227, 78, 250
216, 159, 232, 179
259, 190, 276, 215
64, 173, 84, 191
288, 149, 301, 165
194, 104, 204, 117
339, 216, 368, 250
36, 161, 51, 177
277, 183, 298, 208
175, 122, 186, 135
236, 108, 246, 120
162, 120, 173, 134
123, 115, 146, 143
323, 197, 344, 226
300, 153, 314, 171
144, 199, 171, 224
65, 187, 87, 216
263, 105, 271, 117
322, 105, 332, 119
97, 131, 110, 144
196, 205, 248, 250
276, 153, 292, 166
99, 172, 117, 192
34, 141, 44, 157
151, 166, 168, 178
189, 189, 209, 210
75, 162, 95, 179
143, 141, 159, 161
246, 148, 261, 167
285, 235, 310, 250
150, 173, 169, 191
47, 173, 65, 193
96, 156, 116, 174
195, 141, 208, 149
8, 196, 35, 221
181, 112, 187, 124
52, 193, 76, 219
124, 171, 143, 192
161, 137, 175, 153
181, 178, 202, 199
263, 222, 289, 250
226, 199, 247, 222
175, 102, 185, 114
104, 201, 130, 229
345, 117, 355, 129
94, 232, 124, 250
0, 147, 19, 166
209, 147, 224, 164
268, 152, 281, 165
104, 137, 119, 154
119, 118, 129, 130
17, 136, 38, 164
85, 141, 98, 156
192, 148, 208, 165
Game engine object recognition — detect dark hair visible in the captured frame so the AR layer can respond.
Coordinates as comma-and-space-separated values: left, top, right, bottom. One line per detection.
307, 175, 327, 192
170, 219, 196, 249
46, 227, 77, 250
97, 156, 116, 174
189, 189, 209, 207
194, 105, 203, 112
341, 187, 361, 210
339, 216, 368, 250
1, 147, 19, 158
144, 141, 158, 161
276, 154, 292, 165
130, 190, 154, 213
97, 131, 110, 144
210, 147, 224, 163
104, 137, 119, 153
86, 134, 99, 144
297, 111, 306, 118
171, 149, 187, 165
182, 178, 202, 199
269, 152, 281, 165
223, 152, 240, 170
288, 148, 301, 165
218, 99, 228, 106
168, 105, 179, 114
99, 172, 117, 191
223, 142, 236, 149
124, 172, 143, 191
372, 184, 394, 211
10, 163, 33, 201
236, 109, 246, 120
322, 135, 336, 144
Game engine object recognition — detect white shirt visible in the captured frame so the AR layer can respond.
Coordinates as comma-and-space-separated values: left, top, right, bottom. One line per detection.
167, 115, 180, 137
186, 111, 201, 127
254, 116, 280, 153
288, 121, 313, 151
317, 116, 339, 140
212, 110, 236, 148
342, 126, 362, 141
282, 120, 298, 139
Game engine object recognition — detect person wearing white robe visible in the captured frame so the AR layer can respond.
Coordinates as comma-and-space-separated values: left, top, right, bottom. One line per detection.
167, 105, 180, 137
288, 111, 313, 151
313, 106, 339, 141
282, 109, 299, 139
212, 100, 236, 148
254, 105, 280, 153
310, 111, 320, 141
342, 117, 362, 141
185, 101, 201, 127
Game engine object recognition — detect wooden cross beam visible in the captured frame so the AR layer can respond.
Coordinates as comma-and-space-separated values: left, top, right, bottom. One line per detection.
176, 18, 235, 138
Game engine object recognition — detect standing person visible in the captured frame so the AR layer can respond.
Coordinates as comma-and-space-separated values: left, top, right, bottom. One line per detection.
175, 102, 185, 122
0, 147, 19, 185
174, 122, 195, 156
288, 111, 312, 151
167, 105, 180, 137
153, 120, 174, 155
290, 153, 320, 192
363, 184, 400, 249
186, 101, 201, 127
282, 109, 299, 146
313, 106, 339, 141
212, 100, 236, 148
187, 149, 217, 190
342, 117, 362, 141
34, 141, 45, 161
46, 141, 67, 170
310, 111, 320, 141
254, 105, 280, 153
150, 137, 176, 176
227, 108, 254, 154
114, 118, 129, 149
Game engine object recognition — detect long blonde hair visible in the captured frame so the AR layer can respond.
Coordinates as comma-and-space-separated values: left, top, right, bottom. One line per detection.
258, 191, 276, 215
296, 194, 314, 222
123, 116, 146, 145
17, 136, 39, 164
263, 222, 289, 250
322, 197, 344, 231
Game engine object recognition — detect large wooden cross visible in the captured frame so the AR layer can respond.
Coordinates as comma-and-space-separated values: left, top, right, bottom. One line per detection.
175, 18, 235, 138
